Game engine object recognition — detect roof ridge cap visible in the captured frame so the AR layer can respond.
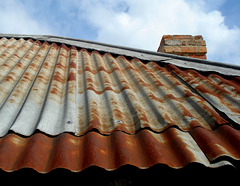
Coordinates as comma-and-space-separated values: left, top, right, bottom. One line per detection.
0, 33, 240, 76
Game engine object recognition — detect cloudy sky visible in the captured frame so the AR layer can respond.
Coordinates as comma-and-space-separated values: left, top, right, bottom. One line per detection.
0, 0, 240, 65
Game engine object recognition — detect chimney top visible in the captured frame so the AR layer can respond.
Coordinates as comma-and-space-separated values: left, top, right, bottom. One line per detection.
158, 35, 207, 59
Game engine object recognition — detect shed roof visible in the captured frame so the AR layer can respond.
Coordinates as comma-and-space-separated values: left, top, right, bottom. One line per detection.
0, 34, 240, 173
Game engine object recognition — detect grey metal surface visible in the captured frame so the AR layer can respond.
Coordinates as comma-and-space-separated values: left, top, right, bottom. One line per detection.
0, 38, 230, 136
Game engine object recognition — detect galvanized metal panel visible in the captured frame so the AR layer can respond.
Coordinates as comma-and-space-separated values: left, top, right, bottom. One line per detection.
0, 125, 237, 173
167, 64, 240, 125
0, 38, 230, 136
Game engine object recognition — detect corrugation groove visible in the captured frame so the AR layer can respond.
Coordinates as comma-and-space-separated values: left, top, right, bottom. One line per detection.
0, 38, 231, 136
0, 125, 238, 173
0, 40, 39, 102
166, 64, 240, 125
10, 43, 61, 135
0, 38, 8, 49
36, 44, 74, 135
9, 43, 53, 134
0, 39, 31, 79
0, 38, 18, 56
0, 41, 49, 136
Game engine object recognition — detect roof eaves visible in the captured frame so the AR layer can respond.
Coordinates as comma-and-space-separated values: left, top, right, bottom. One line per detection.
1, 33, 240, 76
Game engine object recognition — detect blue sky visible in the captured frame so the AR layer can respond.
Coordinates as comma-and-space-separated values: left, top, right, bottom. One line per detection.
0, 0, 240, 65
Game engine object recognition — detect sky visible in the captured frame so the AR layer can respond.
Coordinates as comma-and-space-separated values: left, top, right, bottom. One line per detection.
0, 0, 240, 65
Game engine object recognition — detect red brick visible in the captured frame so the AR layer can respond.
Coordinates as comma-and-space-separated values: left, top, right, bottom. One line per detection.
188, 54, 206, 59
186, 39, 196, 46
198, 46, 207, 54
195, 40, 206, 46
194, 35, 203, 40
157, 46, 161, 52
163, 46, 180, 53
162, 35, 173, 40
179, 46, 198, 53
173, 35, 193, 40
182, 41, 187, 46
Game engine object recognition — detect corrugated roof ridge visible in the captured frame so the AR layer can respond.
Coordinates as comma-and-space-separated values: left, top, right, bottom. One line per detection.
0, 33, 240, 76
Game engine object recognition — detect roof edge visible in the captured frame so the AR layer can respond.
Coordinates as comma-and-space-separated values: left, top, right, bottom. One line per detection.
1, 33, 240, 76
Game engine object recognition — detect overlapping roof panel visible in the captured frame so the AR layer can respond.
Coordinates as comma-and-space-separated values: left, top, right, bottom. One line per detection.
0, 38, 228, 136
0, 36, 240, 173
167, 64, 240, 124
0, 125, 238, 173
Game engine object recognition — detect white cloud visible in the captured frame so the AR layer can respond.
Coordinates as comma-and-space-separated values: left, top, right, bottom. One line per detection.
1, 0, 239, 65
73, 0, 240, 65
0, 0, 52, 35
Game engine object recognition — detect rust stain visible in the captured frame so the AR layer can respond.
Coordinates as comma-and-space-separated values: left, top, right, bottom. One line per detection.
35, 40, 42, 46
28, 39, 35, 43
5, 75, 14, 82
67, 72, 76, 81
52, 43, 59, 49
69, 61, 76, 68
50, 87, 59, 95
55, 62, 66, 71
14, 53, 20, 58
61, 44, 70, 51
53, 72, 65, 84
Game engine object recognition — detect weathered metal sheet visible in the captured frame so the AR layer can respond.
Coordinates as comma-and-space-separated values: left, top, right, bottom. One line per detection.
167, 64, 240, 125
0, 36, 240, 173
0, 38, 230, 136
0, 125, 237, 173
190, 125, 240, 161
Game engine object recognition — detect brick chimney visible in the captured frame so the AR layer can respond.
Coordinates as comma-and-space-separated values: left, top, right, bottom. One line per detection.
157, 35, 207, 59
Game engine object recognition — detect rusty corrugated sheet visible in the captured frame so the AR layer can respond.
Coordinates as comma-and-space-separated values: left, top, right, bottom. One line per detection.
167, 64, 240, 125
0, 36, 240, 173
0, 125, 238, 173
0, 38, 228, 136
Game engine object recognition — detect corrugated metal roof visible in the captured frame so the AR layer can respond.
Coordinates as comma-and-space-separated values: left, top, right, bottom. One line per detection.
0, 38, 229, 136
0, 36, 240, 173
167, 64, 240, 124
0, 125, 237, 173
